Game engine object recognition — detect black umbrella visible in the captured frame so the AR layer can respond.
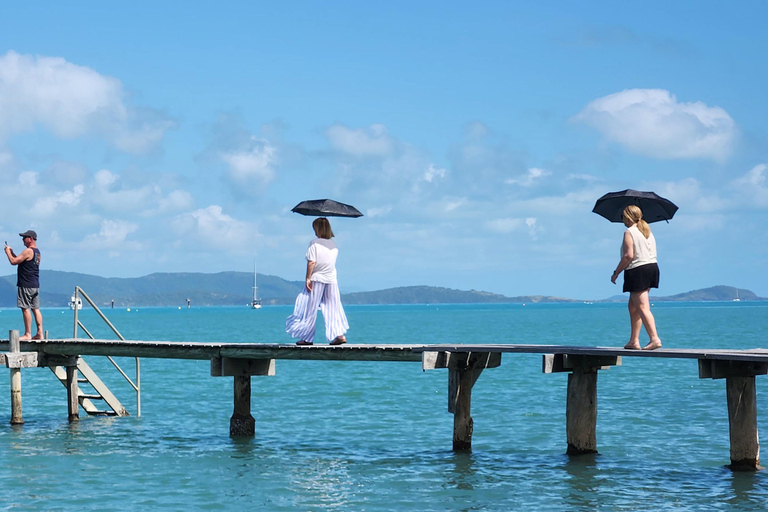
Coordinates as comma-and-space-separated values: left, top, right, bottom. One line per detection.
291, 199, 363, 218
592, 189, 678, 223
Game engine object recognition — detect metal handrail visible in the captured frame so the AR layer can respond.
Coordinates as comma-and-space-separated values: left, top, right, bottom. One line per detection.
72, 286, 141, 416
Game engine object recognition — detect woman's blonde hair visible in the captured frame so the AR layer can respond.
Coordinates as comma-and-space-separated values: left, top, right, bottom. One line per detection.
622, 205, 651, 238
312, 217, 334, 239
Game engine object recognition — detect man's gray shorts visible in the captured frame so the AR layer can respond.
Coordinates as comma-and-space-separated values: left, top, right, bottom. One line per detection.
17, 287, 39, 309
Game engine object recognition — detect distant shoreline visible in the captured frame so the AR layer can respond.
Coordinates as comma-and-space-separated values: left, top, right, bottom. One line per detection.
1, 271, 763, 307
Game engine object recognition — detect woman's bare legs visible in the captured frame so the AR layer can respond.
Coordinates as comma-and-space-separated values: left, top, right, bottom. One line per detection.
629, 289, 662, 350
624, 299, 642, 349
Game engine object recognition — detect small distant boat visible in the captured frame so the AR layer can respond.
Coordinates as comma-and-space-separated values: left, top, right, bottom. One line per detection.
251, 262, 262, 309
69, 295, 82, 310
733, 289, 741, 302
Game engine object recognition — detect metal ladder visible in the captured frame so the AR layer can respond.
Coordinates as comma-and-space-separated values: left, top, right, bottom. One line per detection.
48, 286, 140, 417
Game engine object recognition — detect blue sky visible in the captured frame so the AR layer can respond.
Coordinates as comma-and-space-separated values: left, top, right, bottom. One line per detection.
1, 1, 766, 299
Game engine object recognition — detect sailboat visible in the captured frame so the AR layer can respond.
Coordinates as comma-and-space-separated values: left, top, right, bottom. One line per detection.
250, 262, 262, 309
733, 288, 741, 302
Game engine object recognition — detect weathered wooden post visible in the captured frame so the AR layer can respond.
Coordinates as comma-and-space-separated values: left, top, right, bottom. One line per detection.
423, 351, 502, 451
66, 364, 80, 422
211, 357, 275, 436
4, 330, 39, 425
544, 354, 620, 455
9, 330, 23, 425
699, 359, 767, 471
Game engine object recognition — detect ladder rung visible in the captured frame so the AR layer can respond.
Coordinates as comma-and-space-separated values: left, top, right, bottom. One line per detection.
80, 394, 103, 400
90, 411, 118, 416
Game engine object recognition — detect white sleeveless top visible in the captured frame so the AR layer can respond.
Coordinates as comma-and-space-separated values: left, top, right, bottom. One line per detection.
625, 225, 657, 270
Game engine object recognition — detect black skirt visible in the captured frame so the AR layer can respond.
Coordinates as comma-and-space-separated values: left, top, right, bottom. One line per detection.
623, 262, 660, 293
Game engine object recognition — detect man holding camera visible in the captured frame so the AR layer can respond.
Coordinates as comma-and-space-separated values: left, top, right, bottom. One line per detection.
4, 230, 43, 340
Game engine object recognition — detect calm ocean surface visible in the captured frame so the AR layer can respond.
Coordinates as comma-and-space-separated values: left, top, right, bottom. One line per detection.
1, 301, 768, 511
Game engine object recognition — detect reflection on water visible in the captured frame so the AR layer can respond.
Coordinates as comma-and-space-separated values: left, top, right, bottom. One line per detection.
447, 452, 477, 491
563, 453, 601, 509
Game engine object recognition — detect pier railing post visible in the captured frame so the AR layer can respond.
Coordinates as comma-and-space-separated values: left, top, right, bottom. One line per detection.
422, 351, 502, 452
544, 354, 621, 456
699, 359, 767, 471
211, 357, 275, 437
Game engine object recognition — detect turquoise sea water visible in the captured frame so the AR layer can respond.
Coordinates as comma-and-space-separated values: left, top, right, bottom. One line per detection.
1, 302, 768, 511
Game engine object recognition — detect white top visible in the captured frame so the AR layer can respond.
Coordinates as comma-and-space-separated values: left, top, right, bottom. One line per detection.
625, 225, 657, 270
306, 238, 338, 284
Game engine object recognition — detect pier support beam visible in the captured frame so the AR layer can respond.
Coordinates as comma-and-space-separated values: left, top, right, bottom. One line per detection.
423, 351, 501, 451
10, 330, 22, 425
66, 366, 79, 422
211, 357, 275, 437
544, 354, 621, 456
231, 375, 253, 436
3, 330, 38, 425
699, 359, 767, 471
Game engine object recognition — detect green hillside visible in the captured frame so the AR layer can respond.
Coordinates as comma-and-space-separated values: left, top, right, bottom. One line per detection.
0, 270, 304, 308
343, 286, 577, 304
0, 271, 763, 307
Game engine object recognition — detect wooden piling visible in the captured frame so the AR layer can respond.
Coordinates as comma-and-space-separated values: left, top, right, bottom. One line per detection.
9, 330, 23, 425
543, 353, 620, 456
699, 359, 766, 471
231, 375, 254, 436
726, 376, 759, 470
66, 365, 79, 422
423, 351, 501, 451
449, 367, 481, 451
211, 357, 275, 437
566, 368, 598, 455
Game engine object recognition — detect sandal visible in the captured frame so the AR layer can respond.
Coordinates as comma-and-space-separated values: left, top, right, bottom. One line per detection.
296, 340, 313, 346
329, 337, 347, 346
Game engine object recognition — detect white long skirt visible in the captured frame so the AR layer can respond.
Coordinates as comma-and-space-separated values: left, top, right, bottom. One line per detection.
285, 282, 349, 344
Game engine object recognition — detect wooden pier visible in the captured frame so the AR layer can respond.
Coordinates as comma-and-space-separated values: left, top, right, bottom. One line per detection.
3, 335, 768, 471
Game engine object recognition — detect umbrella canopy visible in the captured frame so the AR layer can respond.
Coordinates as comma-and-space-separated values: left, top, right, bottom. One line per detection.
592, 189, 678, 223
291, 199, 363, 218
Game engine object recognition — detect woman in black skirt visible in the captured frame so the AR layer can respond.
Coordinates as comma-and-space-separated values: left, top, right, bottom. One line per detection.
610, 205, 662, 350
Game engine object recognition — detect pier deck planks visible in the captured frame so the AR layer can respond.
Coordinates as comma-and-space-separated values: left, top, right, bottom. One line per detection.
2, 338, 768, 363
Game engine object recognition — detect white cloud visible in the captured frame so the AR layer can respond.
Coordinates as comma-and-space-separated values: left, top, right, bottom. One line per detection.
0, 150, 12, 169
654, 177, 729, 213
731, 164, 768, 208
573, 88, 736, 161
443, 197, 467, 212
82, 219, 140, 250
366, 205, 393, 218
95, 169, 119, 188
326, 123, 394, 156
485, 217, 539, 238
220, 136, 278, 184
32, 185, 85, 217
18, 171, 38, 188
158, 190, 195, 213
422, 163, 446, 183
172, 205, 257, 249
0, 51, 174, 153
505, 167, 550, 186
485, 218, 525, 233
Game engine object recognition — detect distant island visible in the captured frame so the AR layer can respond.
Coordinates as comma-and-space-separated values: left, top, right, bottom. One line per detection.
0, 271, 763, 307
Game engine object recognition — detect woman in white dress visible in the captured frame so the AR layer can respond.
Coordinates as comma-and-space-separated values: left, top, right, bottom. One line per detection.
286, 217, 349, 346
